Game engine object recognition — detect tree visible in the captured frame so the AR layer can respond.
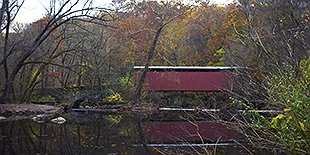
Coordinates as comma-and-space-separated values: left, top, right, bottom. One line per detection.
117, 1, 186, 104
60, 19, 120, 89
0, 0, 111, 103
227, 0, 310, 153
159, 3, 245, 66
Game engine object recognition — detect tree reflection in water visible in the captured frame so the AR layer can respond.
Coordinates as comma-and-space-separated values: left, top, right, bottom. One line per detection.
0, 112, 273, 155
0, 113, 144, 155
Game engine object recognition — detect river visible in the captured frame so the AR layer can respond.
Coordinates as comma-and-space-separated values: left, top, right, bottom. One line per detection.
0, 110, 276, 155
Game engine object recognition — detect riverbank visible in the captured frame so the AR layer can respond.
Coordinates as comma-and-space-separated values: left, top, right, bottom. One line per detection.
0, 104, 61, 121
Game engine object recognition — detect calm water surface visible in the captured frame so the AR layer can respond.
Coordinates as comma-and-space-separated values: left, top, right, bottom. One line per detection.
0, 111, 274, 155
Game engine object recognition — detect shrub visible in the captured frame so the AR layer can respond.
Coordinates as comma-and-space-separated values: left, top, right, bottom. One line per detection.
234, 58, 309, 154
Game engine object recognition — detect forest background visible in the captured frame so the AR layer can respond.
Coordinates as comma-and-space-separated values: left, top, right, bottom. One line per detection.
0, 0, 309, 154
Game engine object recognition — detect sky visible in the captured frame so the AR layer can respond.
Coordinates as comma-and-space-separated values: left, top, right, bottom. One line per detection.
14, 0, 234, 24
15, 0, 112, 23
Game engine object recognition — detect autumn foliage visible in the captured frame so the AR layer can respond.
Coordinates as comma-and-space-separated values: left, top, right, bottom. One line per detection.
0, 0, 309, 154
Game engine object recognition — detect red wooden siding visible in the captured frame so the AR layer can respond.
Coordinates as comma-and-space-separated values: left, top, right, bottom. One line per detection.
144, 72, 232, 91
142, 121, 243, 143
47, 72, 62, 78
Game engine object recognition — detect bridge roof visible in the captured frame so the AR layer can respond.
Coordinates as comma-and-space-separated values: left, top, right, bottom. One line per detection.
134, 66, 244, 72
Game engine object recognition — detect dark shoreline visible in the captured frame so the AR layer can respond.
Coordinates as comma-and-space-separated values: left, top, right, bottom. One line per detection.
0, 104, 61, 121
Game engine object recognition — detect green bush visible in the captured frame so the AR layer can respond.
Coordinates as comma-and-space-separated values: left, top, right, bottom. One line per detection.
235, 58, 309, 154
266, 59, 309, 154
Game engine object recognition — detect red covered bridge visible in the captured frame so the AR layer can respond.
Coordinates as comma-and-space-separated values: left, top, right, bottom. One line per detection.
134, 66, 245, 145
134, 66, 243, 91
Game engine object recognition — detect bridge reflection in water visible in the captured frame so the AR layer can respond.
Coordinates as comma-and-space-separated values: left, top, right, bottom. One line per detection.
142, 121, 243, 143
0, 111, 275, 155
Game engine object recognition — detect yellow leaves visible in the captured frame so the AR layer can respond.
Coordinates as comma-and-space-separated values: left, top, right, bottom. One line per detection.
31, 67, 42, 80
299, 121, 307, 132
275, 114, 286, 119
187, 11, 198, 20
270, 114, 291, 129
105, 93, 124, 104
283, 108, 291, 112
107, 115, 123, 125
271, 113, 308, 132
81, 62, 94, 75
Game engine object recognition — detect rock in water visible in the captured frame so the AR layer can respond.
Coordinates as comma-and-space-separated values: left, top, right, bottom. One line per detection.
32, 114, 45, 123
51, 117, 66, 124
0, 116, 7, 121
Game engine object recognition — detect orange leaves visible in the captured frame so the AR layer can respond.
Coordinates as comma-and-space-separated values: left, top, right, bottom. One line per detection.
116, 1, 186, 65
175, 5, 245, 65
116, 1, 246, 66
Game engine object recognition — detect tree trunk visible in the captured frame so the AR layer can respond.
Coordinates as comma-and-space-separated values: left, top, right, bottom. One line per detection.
1, 0, 12, 104
134, 24, 166, 105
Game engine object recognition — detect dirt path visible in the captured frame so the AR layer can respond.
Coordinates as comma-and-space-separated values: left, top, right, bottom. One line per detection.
0, 104, 61, 121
